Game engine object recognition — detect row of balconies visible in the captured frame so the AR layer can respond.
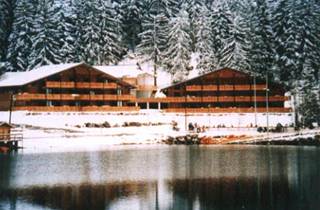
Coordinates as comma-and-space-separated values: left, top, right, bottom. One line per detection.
14, 106, 140, 112
45, 81, 118, 89
15, 93, 289, 103
186, 84, 268, 91
45, 81, 157, 91
16, 93, 135, 101
136, 96, 289, 103
165, 107, 292, 113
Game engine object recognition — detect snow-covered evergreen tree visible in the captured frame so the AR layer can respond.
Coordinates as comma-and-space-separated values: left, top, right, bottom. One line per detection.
218, 2, 250, 71
210, 1, 233, 69
271, 0, 320, 88
6, 0, 37, 71
247, 0, 275, 77
196, 1, 250, 72
120, 0, 144, 51
70, 0, 123, 65
81, 1, 103, 65
184, 0, 205, 51
53, 0, 76, 63
270, 0, 292, 82
299, 90, 320, 128
98, 0, 124, 65
163, 6, 192, 82
137, 0, 173, 86
30, 0, 62, 68
195, 4, 217, 73
0, 0, 16, 64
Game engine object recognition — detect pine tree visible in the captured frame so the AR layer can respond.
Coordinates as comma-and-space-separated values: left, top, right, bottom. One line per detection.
30, 0, 62, 68
54, 0, 76, 63
210, 1, 233, 69
6, 0, 37, 71
217, 2, 250, 71
120, 0, 144, 51
163, 6, 192, 82
184, 0, 204, 51
195, 4, 217, 73
297, 0, 320, 89
98, 0, 124, 65
271, 0, 319, 94
299, 90, 320, 128
70, 0, 124, 65
137, 0, 173, 86
247, 0, 275, 77
0, 0, 16, 64
270, 0, 292, 82
81, 1, 103, 65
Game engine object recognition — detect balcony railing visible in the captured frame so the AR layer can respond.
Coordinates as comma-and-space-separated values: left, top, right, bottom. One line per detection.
45, 81, 117, 89
134, 96, 289, 103
46, 81, 75, 88
165, 107, 292, 113
14, 106, 140, 112
16, 93, 135, 101
186, 84, 267, 92
16, 94, 46, 100
137, 85, 157, 91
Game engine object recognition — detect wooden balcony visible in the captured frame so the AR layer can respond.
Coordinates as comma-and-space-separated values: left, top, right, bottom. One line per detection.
134, 96, 289, 103
219, 85, 234, 91
165, 107, 292, 113
16, 93, 136, 101
81, 106, 139, 112
14, 106, 140, 112
186, 84, 267, 92
186, 85, 218, 91
75, 82, 117, 89
46, 94, 61, 100
16, 94, 46, 100
46, 81, 75, 88
45, 81, 117, 89
137, 85, 157, 91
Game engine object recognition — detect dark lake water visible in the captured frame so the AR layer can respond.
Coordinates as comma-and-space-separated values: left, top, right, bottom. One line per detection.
0, 145, 319, 210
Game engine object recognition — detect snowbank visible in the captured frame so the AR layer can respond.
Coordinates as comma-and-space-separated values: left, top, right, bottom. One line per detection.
0, 110, 294, 153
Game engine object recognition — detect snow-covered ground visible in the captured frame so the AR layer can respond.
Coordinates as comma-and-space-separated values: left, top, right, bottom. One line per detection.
1, 110, 294, 129
0, 110, 295, 153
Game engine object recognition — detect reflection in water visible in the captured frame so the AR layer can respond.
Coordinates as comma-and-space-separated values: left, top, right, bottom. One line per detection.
0, 146, 319, 210
1, 182, 157, 210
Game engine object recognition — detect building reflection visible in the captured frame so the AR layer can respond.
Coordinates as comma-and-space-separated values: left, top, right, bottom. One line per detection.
0, 146, 320, 210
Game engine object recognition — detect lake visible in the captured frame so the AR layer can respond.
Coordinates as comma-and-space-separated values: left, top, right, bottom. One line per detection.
0, 145, 319, 210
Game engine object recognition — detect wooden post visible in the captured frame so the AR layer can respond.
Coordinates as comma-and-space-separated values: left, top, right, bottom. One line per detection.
9, 92, 14, 125
266, 72, 269, 139
253, 74, 257, 127
184, 85, 187, 131
233, 73, 236, 107
217, 75, 220, 106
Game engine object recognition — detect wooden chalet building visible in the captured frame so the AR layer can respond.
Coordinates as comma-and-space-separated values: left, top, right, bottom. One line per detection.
161, 68, 291, 113
0, 63, 138, 112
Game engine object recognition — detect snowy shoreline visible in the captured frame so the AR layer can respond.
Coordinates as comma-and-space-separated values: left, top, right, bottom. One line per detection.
2, 110, 318, 153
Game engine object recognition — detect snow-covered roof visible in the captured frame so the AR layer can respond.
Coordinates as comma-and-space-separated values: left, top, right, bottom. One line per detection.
0, 63, 135, 88
0, 122, 12, 127
0, 63, 82, 88
160, 68, 251, 91
94, 64, 150, 78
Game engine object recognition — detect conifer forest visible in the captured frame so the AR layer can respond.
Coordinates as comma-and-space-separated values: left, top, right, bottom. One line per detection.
0, 0, 319, 94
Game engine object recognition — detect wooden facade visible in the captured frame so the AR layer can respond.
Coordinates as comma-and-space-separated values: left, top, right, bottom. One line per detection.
0, 122, 11, 140
0, 63, 137, 112
0, 65, 291, 113
160, 68, 291, 113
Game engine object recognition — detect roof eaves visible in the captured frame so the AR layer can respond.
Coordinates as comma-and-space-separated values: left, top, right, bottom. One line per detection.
90, 65, 136, 89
